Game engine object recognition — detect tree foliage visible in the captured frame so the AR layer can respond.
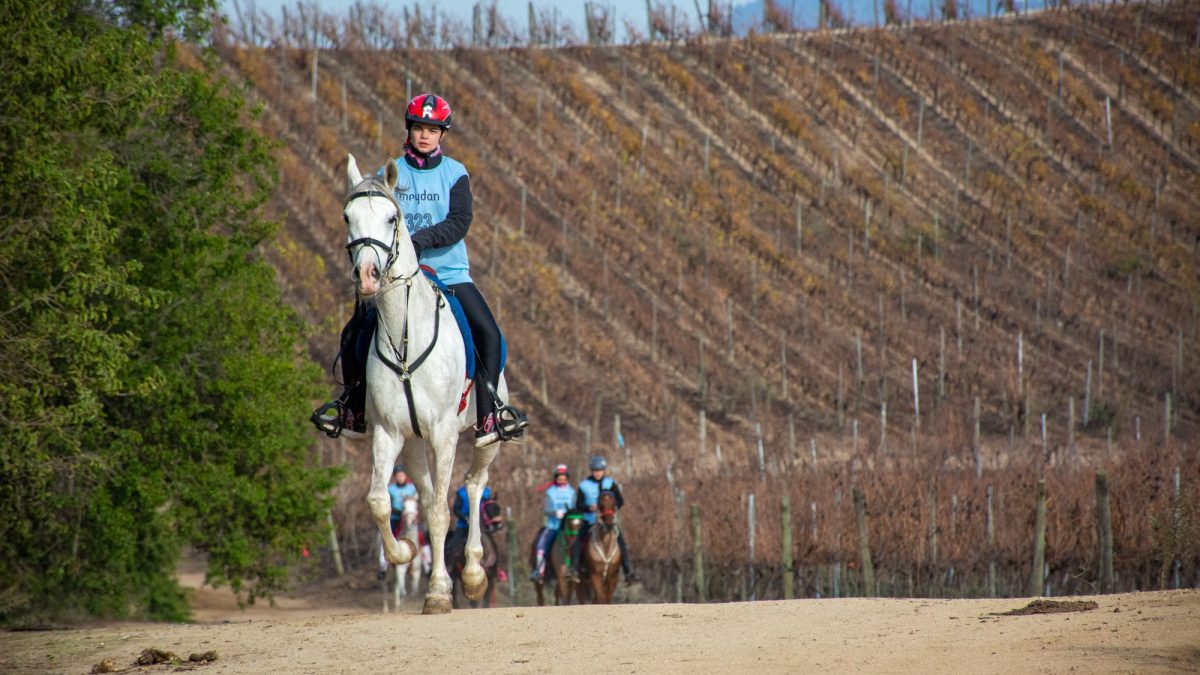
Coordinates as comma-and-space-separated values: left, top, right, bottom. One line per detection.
0, 0, 341, 623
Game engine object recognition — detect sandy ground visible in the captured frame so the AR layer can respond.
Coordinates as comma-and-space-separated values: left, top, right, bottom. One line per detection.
2, 573, 1198, 674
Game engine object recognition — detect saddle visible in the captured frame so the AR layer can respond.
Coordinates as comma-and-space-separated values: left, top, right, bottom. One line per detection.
355, 267, 506, 412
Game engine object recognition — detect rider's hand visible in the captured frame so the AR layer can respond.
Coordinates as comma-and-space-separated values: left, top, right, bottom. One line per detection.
588, 504, 597, 512
555, 509, 565, 519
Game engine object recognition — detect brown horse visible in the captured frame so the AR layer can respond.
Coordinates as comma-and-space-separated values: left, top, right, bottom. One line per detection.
584, 492, 622, 604
448, 497, 504, 609
530, 515, 583, 606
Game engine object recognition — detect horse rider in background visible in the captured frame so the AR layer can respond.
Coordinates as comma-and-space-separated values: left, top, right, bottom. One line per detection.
388, 464, 418, 534
531, 464, 577, 582
445, 479, 493, 558
572, 455, 639, 583
380, 463, 422, 580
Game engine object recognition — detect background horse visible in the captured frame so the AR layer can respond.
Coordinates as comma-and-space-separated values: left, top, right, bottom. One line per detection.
447, 497, 504, 609
530, 517, 583, 606
584, 491, 622, 604
378, 496, 427, 611
344, 155, 508, 614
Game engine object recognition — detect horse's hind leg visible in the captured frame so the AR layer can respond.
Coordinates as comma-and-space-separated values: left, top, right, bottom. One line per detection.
461, 443, 500, 601
368, 428, 417, 566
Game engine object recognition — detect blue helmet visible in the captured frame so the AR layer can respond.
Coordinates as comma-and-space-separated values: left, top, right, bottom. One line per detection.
589, 455, 608, 471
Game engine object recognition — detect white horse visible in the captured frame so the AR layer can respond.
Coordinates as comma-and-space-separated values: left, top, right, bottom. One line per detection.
343, 154, 506, 614
378, 495, 428, 611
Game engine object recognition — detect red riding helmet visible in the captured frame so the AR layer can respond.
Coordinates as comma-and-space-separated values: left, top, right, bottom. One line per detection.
405, 93, 452, 130
553, 463, 570, 478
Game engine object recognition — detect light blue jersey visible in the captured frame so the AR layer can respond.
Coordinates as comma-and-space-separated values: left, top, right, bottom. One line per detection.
576, 475, 616, 524
389, 481, 418, 514
389, 156, 472, 285
542, 484, 577, 530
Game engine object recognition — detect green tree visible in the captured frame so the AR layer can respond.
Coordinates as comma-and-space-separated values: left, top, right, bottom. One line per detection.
0, 0, 340, 623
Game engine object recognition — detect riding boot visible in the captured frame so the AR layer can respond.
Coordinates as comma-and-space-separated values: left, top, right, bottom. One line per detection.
311, 302, 370, 436
618, 530, 639, 582
569, 526, 586, 580
531, 551, 546, 581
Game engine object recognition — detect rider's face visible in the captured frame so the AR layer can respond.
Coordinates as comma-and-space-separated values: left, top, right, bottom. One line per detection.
395, 472, 407, 484
591, 469, 605, 480
555, 475, 568, 486
409, 123, 444, 154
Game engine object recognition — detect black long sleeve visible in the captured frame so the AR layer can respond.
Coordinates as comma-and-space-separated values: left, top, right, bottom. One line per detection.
611, 482, 625, 510
410, 174, 472, 252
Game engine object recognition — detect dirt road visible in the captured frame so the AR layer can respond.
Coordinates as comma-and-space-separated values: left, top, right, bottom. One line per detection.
3, 581, 1198, 674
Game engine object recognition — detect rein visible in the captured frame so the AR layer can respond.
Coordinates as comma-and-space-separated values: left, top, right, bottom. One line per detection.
345, 184, 445, 439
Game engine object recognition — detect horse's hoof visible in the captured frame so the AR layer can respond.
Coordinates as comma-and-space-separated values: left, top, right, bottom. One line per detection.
422, 595, 452, 615
462, 569, 487, 601
384, 537, 417, 566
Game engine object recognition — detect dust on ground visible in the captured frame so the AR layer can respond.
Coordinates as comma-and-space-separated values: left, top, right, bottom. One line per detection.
2, 570, 1198, 674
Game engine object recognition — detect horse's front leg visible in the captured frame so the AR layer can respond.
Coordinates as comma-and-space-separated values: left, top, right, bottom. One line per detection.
412, 429, 455, 614
461, 444, 500, 600
367, 427, 417, 566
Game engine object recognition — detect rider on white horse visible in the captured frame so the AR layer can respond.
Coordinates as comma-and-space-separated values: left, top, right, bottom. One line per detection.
312, 93, 527, 448
572, 454, 639, 583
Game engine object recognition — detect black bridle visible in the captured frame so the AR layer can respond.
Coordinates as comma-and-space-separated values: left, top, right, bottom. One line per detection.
343, 184, 443, 439
344, 189, 400, 272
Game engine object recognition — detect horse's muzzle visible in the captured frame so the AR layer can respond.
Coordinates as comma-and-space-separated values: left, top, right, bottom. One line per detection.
356, 260, 381, 295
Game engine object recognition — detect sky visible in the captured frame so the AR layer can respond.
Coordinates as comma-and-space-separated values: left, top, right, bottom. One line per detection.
223, 0, 673, 43
219, 0, 1051, 44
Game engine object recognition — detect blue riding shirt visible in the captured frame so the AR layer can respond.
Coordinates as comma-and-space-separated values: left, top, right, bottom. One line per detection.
389, 481, 417, 514
576, 475, 617, 525
453, 484, 492, 531
542, 484, 577, 530
390, 156, 472, 286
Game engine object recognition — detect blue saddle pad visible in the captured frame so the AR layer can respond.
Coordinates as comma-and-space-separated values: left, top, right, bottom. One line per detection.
356, 271, 505, 381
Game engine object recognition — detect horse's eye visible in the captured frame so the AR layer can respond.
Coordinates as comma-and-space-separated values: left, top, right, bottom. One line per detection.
342, 213, 349, 224
388, 214, 398, 225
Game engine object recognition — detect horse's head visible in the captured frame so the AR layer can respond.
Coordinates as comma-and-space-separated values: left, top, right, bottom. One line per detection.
402, 495, 420, 526
343, 154, 414, 298
598, 491, 618, 528
481, 497, 504, 534
561, 513, 584, 541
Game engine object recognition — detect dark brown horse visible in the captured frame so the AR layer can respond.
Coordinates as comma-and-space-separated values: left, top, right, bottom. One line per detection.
530, 515, 584, 606
584, 492, 622, 604
448, 498, 503, 608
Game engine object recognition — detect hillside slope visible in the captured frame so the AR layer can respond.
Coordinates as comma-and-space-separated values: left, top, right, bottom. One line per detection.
210, 2, 1198, 597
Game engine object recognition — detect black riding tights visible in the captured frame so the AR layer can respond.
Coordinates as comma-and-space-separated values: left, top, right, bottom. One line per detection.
448, 282, 502, 425
336, 281, 502, 425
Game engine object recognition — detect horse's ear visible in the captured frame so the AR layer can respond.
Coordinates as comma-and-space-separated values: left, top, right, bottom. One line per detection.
347, 153, 363, 189
384, 158, 399, 193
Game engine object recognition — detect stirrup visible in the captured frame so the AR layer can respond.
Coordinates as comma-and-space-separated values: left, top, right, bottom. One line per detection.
311, 400, 344, 438
494, 403, 529, 442
479, 382, 528, 443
